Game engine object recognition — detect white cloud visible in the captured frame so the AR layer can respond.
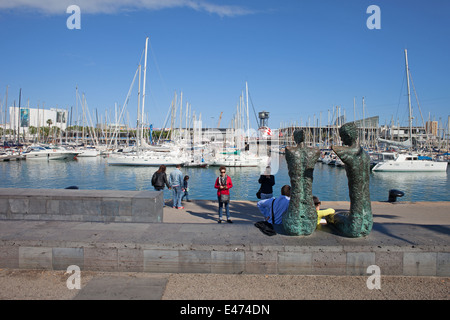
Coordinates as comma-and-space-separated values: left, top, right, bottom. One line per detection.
0, 0, 254, 17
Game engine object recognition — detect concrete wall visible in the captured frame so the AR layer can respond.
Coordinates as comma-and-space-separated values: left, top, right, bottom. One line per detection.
1, 240, 449, 277
0, 188, 163, 223
0, 220, 448, 276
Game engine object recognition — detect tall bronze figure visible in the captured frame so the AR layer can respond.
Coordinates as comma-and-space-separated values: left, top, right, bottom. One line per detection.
283, 130, 321, 236
326, 122, 373, 237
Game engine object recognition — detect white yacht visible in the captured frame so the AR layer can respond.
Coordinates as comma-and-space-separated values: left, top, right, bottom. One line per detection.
107, 150, 185, 166
76, 146, 99, 157
211, 152, 269, 167
372, 152, 448, 172
23, 145, 79, 160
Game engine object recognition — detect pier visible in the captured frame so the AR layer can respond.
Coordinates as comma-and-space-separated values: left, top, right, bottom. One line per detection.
0, 199, 448, 277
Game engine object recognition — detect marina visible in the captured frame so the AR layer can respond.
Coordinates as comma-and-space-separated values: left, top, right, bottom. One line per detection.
0, 154, 448, 203
1, 3, 450, 304
1, 32, 449, 206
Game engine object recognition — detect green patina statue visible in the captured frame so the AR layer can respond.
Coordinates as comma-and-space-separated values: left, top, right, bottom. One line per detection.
326, 122, 373, 237
283, 130, 321, 236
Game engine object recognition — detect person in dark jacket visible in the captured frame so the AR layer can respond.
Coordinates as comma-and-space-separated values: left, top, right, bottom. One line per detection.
181, 175, 190, 202
258, 166, 275, 199
151, 165, 171, 207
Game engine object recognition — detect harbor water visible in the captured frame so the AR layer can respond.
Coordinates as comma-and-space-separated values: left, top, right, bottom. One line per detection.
1, 155, 449, 202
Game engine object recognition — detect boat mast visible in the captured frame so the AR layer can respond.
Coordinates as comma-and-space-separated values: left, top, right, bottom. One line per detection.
137, 64, 141, 153
18, 88, 21, 144
141, 37, 149, 144
404, 49, 413, 148
3, 86, 8, 143
246, 82, 249, 138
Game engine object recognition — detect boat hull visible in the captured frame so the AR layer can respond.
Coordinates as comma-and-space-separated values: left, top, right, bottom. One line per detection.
24, 153, 78, 160
211, 156, 268, 167
107, 154, 183, 166
372, 160, 448, 172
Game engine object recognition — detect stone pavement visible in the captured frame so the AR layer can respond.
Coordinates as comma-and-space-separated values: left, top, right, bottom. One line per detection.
0, 269, 448, 300
0, 200, 449, 301
0, 200, 449, 276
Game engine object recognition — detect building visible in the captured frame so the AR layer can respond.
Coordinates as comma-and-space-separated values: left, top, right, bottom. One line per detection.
425, 121, 438, 136
7, 106, 68, 134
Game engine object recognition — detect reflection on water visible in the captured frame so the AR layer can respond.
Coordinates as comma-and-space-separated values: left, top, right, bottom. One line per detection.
1, 155, 448, 202
370, 171, 448, 202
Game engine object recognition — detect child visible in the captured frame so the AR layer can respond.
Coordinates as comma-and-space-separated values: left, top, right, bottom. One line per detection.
313, 195, 335, 226
181, 175, 190, 202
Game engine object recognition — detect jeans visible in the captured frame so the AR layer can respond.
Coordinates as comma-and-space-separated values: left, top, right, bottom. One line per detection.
172, 185, 183, 208
181, 190, 189, 201
218, 196, 230, 220
260, 193, 273, 200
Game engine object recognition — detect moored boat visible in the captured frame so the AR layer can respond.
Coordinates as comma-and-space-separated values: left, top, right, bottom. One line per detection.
372, 152, 448, 172
23, 145, 79, 160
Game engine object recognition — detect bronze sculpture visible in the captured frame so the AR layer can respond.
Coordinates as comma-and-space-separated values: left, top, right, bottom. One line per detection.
326, 122, 373, 237
283, 130, 321, 236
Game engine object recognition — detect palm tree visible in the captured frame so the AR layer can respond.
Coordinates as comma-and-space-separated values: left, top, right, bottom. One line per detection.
46, 119, 53, 141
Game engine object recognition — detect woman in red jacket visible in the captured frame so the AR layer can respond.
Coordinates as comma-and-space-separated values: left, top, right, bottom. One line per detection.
214, 166, 233, 223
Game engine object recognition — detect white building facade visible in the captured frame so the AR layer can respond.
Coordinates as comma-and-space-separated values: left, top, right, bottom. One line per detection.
7, 106, 68, 133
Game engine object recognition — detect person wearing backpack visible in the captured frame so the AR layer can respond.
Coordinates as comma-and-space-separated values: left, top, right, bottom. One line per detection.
151, 165, 171, 207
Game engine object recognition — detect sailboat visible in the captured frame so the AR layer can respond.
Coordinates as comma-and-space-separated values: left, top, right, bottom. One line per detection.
210, 82, 269, 167
372, 50, 447, 172
107, 37, 185, 166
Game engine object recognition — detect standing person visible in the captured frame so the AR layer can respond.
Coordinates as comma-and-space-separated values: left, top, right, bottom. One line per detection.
214, 166, 233, 223
151, 165, 171, 207
181, 175, 190, 202
169, 164, 184, 209
258, 166, 275, 199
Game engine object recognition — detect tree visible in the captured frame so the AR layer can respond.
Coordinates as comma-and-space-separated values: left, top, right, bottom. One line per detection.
28, 126, 37, 135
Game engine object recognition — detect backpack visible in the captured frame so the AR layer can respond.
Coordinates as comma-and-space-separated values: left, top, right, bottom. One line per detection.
254, 198, 277, 236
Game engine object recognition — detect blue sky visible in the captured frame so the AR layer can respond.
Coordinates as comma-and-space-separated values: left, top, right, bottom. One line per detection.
1, 0, 449, 130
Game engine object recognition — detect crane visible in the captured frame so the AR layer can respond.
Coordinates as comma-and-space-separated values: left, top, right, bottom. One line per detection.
217, 111, 223, 128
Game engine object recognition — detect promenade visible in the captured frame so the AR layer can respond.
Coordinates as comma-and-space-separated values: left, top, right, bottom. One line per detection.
0, 200, 449, 300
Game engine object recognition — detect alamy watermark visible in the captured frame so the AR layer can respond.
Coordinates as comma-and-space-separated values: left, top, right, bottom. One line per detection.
366, 265, 381, 290
366, 5, 381, 30
67, 5, 81, 30
66, 265, 81, 290
192, 120, 280, 174
66, 4, 380, 31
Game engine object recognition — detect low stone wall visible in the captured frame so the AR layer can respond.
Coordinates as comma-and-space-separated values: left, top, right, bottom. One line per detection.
0, 188, 163, 223
0, 222, 448, 277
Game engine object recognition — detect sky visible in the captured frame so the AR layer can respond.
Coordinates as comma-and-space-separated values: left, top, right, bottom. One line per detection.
0, 0, 449, 130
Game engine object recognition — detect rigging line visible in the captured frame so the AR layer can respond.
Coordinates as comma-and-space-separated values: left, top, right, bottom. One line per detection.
408, 70, 427, 129
395, 65, 406, 125
157, 102, 173, 143
107, 65, 139, 149
137, 47, 145, 67
247, 90, 260, 129
148, 39, 170, 125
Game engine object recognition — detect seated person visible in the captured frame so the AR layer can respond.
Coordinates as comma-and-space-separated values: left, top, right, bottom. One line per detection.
313, 195, 335, 226
257, 185, 291, 225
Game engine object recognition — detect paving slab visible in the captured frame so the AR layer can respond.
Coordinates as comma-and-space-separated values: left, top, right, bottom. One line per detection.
73, 274, 168, 300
